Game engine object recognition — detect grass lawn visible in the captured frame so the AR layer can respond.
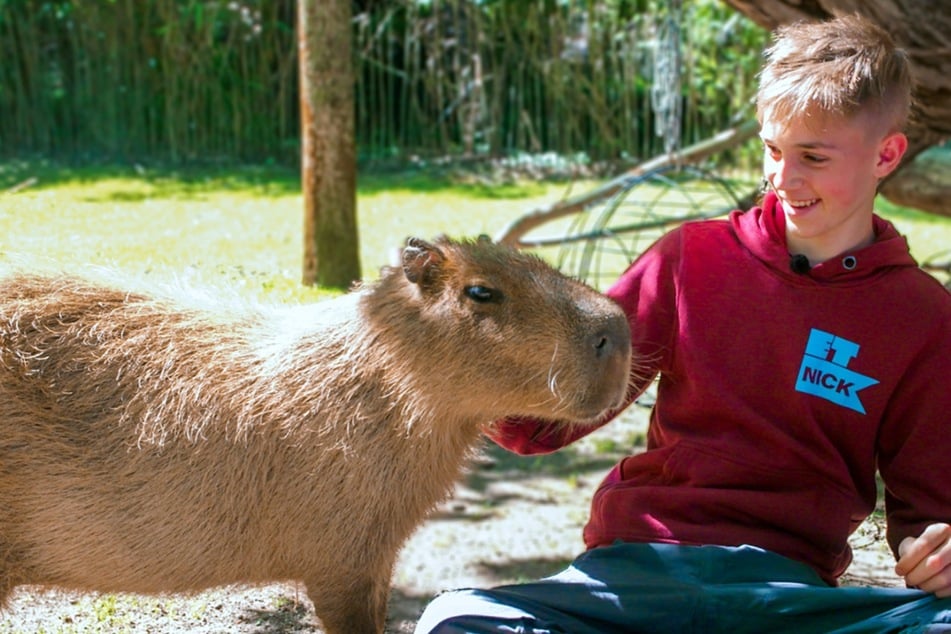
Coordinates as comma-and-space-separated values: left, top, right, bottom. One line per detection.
0, 161, 604, 301
2, 161, 947, 301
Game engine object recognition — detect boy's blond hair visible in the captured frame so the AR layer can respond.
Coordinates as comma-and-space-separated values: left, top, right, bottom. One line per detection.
756, 14, 912, 133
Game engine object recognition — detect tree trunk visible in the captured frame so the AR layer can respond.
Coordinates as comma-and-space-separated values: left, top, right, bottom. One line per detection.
722, 0, 951, 217
299, 0, 361, 288
877, 146, 951, 217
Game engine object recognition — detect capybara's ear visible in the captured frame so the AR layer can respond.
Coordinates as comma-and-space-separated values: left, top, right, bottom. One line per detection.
402, 237, 446, 286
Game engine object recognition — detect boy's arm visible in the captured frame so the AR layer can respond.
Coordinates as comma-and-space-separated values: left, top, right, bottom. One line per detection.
879, 311, 951, 595
485, 407, 633, 456
487, 229, 682, 456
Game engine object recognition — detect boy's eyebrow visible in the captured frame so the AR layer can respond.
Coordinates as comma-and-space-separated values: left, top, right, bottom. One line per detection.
759, 135, 839, 151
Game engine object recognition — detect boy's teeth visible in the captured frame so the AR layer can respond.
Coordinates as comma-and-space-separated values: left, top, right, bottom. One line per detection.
789, 198, 818, 208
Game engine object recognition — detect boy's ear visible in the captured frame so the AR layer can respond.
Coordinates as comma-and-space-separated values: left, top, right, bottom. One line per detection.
875, 132, 908, 179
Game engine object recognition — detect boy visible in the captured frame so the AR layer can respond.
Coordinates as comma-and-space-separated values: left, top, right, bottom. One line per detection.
415, 13, 951, 634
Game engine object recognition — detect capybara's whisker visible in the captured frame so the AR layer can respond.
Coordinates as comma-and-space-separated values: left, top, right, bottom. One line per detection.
0, 236, 631, 634
548, 368, 561, 399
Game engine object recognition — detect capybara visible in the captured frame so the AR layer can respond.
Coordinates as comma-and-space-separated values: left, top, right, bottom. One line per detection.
0, 235, 631, 633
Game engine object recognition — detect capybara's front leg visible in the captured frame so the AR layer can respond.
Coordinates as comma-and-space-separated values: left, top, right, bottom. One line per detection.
308, 576, 389, 634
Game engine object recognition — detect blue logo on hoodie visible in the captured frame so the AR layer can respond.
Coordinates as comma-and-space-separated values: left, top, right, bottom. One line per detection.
795, 329, 879, 414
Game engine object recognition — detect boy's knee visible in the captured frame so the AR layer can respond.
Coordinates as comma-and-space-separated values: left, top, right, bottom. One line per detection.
414, 590, 480, 633
414, 588, 538, 634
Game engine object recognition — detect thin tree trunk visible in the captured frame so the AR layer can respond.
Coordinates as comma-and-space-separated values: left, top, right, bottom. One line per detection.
299, 0, 361, 288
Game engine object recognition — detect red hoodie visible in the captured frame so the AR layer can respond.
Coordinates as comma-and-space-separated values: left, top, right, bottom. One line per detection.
489, 192, 951, 585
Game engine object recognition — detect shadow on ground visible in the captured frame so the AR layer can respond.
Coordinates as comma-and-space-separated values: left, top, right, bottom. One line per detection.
242, 598, 319, 634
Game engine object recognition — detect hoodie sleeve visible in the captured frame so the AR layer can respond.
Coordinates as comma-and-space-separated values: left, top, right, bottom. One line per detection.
878, 295, 951, 557
487, 228, 683, 456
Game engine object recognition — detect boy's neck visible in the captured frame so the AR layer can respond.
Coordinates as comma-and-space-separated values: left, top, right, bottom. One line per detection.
786, 221, 876, 266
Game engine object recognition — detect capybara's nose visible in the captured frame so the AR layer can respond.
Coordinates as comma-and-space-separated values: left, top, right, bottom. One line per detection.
590, 316, 631, 360
592, 333, 612, 358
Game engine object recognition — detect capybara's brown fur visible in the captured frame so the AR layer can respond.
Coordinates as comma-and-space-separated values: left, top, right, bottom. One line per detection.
0, 236, 631, 633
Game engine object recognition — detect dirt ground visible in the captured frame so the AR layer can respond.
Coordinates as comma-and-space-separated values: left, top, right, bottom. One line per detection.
0, 405, 902, 633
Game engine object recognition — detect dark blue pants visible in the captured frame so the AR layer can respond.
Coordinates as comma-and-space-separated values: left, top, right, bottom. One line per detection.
414, 543, 951, 633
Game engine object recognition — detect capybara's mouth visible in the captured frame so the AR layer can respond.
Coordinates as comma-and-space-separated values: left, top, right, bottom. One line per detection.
561, 341, 632, 422
587, 314, 633, 418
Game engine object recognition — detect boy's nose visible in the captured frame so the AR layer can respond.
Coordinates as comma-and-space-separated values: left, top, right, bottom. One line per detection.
769, 160, 802, 189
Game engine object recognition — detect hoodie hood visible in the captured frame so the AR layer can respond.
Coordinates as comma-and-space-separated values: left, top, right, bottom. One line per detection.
731, 191, 918, 283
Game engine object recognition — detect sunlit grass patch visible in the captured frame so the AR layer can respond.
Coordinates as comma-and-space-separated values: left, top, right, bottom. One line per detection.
0, 163, 598, 302
1, 161, 948, 301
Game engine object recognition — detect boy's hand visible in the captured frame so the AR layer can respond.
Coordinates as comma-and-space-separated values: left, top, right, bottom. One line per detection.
895, 523, 951, 597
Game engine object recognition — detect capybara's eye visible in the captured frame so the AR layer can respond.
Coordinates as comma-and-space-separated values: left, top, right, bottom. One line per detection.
464, 285, 496, 303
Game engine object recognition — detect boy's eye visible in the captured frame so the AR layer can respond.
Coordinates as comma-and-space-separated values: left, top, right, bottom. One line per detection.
803, 153, 827, 164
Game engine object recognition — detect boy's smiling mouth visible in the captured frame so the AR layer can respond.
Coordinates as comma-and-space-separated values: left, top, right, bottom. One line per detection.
787, 197, 819, 209
779, 195, 821, 214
